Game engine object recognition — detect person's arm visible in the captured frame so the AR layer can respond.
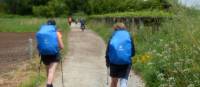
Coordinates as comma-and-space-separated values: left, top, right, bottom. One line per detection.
57, 32, 64, 49
105, 39, 111, 67
131, 36, 135, 57
105, 45, 110, 67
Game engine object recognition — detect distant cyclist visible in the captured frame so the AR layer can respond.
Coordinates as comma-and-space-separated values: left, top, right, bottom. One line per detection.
105, 23, 135, 87
80, 19, 85, 31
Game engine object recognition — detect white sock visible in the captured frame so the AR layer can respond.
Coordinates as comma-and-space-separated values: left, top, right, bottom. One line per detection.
120, 78, 128, 87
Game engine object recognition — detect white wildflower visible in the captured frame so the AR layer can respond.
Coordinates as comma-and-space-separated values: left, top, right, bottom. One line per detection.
187, 84, 195, 87
160, 39, 164, 42
174, 62, 181, 67
164, 44, 169, 48
157, 73, 165, 81
185, 59, 193, 64
183, 68, 190, 73
159, 84, 168, 87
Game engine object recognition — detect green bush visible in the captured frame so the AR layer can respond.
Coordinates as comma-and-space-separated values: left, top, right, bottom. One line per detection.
32, 0, 68, 17
89, 10, 173, 18
87, 20, 112, 42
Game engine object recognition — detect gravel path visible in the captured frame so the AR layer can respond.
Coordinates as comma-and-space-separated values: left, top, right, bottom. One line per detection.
53, 23, 145, 87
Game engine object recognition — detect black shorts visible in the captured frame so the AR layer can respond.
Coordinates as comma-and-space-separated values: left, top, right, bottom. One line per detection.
41, 54, 60, 65
110, 64, 131, 78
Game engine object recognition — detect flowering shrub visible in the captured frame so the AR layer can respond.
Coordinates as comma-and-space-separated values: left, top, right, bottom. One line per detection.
88, 6, 200, 87
133, 9, 200, 86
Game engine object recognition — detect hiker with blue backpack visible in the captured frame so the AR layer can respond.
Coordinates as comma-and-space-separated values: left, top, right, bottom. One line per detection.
36, 19, 64, 87
106, 23, 135, 87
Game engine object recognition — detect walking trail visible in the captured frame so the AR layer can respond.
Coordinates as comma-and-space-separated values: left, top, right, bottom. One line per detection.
54, 23, 145, 87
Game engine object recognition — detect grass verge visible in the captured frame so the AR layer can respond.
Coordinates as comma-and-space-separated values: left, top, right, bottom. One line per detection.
88, 5, 200, 86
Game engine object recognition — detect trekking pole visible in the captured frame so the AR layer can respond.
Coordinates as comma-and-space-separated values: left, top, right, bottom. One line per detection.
106, 67, 109, 86
60, 55, 65, 87
36, 57, 42, 87
130, 64, 133, 78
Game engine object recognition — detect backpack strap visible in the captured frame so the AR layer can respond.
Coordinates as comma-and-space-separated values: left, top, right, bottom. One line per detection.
129, 33, 135, 57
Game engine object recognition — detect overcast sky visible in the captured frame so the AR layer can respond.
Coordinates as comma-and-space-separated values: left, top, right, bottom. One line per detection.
179, 0, 200, 8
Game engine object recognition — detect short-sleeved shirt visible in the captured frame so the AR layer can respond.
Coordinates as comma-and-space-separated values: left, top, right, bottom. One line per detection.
57, 32, 62, 38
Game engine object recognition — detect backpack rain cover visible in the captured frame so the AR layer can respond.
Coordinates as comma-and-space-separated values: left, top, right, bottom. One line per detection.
108, 30, 132, 64
36, 25, 59, 55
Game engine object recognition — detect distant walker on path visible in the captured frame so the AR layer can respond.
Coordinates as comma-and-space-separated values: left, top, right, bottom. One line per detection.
80, 19, 85, 31
67, 16, 72, 26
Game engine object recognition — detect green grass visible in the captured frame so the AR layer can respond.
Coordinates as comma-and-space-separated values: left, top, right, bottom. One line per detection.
0, 18, 44, 32
0, 18, 68, 32
19, 72, 46, 87
87, 20, 113, 42
88, 6, 200, 87
133, 12, 200, 87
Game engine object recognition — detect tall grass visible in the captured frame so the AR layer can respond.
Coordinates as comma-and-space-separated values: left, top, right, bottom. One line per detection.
18, 58, 46, 87
87, 20, 113, 42
132, 1, 200, 87
89, 10, 173, 18
88, 1, 200, 86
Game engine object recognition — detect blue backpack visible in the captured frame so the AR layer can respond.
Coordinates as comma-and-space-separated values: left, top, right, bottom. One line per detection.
108, 29, 133, 64
36, 25, 59, 55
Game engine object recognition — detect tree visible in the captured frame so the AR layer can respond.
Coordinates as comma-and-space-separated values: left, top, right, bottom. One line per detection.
33, 0, 68, 17
32, 0, 50, 6
4, 0, 33, 15
0, 1, 6, 13
64, 0, 88, 15
0, 0, 171, 16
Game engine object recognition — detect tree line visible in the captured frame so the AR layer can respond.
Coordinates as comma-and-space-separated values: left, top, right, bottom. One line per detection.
0, 0, 170, 17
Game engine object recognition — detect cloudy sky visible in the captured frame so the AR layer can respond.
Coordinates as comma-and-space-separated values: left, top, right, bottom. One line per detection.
179, 0, 200, 8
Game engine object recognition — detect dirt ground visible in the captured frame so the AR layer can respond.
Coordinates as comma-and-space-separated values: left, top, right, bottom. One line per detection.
0, 32, 35, 86
0, 32, 35, 74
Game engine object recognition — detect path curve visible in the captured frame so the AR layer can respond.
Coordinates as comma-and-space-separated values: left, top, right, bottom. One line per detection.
54, 23, 145, 87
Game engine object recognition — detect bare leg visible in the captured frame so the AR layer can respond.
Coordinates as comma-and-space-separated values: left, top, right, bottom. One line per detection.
46, 65, 50, 77
47, 62, 58, 84
111, 77, 118, 87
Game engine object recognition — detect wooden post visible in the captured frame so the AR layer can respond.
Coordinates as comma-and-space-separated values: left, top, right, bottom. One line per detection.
139, 18, 144, 29
28, 38, 33, 59
131, 18, 135, 33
